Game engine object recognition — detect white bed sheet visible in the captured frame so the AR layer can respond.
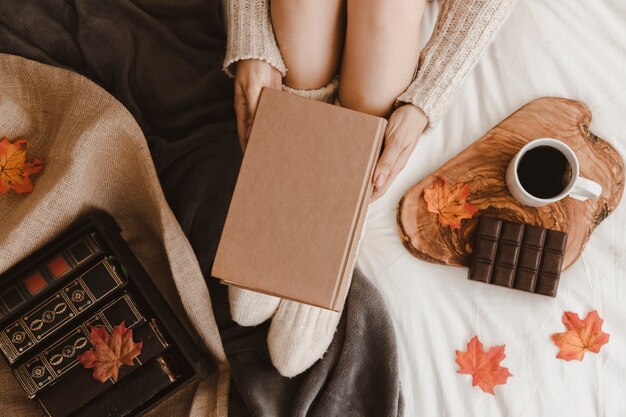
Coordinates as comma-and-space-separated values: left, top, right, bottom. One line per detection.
357, 1, 626, 416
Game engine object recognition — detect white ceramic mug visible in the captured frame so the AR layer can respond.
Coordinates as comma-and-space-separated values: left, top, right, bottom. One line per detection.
506, 138, 602, 207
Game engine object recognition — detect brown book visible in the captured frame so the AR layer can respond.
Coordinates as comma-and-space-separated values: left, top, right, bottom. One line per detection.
212, 88, 386, 311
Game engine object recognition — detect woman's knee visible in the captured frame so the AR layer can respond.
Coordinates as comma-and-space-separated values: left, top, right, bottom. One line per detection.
272, 0, 345, 90
349, 0, 425, 34
338, 84, 394, 117
338, 0, 425, 116
282, 61, 338, 91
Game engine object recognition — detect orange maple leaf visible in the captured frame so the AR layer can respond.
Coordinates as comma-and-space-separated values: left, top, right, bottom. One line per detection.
551, 310, 610, 361
77, 321, 143, 383
0, 137, 44, 195
456, 336, 512, 395
423, 177, 478, 229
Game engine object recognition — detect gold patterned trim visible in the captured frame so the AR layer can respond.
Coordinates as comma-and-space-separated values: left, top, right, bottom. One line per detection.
13, 294, 144, 398
1, 258, 124, 364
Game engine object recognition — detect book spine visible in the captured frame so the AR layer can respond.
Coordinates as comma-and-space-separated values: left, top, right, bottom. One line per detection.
0, 233, 103, 327
13, 293, 144, 398
36, 319, 170, 417
0, 258, 125, 364
72, 354, 180, 417
332, 118, 387, 311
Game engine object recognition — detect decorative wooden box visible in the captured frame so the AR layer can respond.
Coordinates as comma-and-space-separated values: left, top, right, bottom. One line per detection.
0, 211, 213, 416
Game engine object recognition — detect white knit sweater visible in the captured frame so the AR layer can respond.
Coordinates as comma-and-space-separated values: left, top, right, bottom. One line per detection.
223, 0, 518, 127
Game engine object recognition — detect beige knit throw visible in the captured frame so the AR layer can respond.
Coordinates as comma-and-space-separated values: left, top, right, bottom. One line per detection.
0, 54, 228, 417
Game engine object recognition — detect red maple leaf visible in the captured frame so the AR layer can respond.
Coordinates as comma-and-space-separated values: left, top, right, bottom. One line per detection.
423, 177, 478, 229
0, 137, 44, 194
77, 321, 143, 383
456, 336, 512, 395
551, 310, 610, 361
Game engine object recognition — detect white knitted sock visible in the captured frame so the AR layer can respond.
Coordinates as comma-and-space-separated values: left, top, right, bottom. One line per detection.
268, 210, 369, 377
282, 77, 339, 103
228, 78, 340, 329
268, 300, 341, 377
228, 287, 281, 326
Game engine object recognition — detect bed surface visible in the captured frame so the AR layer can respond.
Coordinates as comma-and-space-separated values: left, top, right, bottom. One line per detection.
358, 1, 626, 416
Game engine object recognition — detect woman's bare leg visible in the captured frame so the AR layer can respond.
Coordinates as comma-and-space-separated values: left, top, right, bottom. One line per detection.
339, 0, 425, 117
271, 0, 346, 90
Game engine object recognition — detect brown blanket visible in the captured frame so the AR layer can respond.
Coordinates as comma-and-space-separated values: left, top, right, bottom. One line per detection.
0, 53, 228, 417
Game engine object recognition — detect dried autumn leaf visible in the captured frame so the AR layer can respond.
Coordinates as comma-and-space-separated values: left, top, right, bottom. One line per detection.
551, 310, 609, 361
456, 336, 512, 395
423, 177, 478, 229
0, 137, 44, 195
77, 321, 143, 383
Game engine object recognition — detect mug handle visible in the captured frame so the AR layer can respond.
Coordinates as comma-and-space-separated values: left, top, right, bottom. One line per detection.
569, 177, 603, 201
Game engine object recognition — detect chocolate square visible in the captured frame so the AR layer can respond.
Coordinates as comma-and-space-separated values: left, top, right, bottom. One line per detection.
535, 276, 559, 297
477, 216, 502, 238
540, 252, 564, 275
495, 242, 520, 267
513, 269, 537, 292
468, 216, 567, 297
544, 230, 567, 252
492, 265, 516, 287
500, 222, 524, 243
468, 261, 493, 283
522, 225, 546, 249
517, 247, 542, 271
474, 238, 498, 262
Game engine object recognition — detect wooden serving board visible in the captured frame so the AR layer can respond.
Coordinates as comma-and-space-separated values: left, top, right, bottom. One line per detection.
397, 97, 624, 270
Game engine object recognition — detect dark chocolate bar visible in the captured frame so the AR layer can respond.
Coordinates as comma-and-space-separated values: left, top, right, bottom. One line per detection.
13, 293, 144, 398
468, 216, 567, 296
36, 319, 170, 417
0, 258, 125, 364
72, 354, 180, 417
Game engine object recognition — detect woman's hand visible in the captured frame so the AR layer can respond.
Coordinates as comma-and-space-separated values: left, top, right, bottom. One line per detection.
234, 59, 282, 151
371, 104, 428, 201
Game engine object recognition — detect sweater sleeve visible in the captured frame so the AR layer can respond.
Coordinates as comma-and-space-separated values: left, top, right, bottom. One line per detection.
397, 0, 518, 128
223, 0, 287, 78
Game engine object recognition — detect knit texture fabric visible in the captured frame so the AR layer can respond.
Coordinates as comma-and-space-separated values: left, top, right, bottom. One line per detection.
223, 0, 286, 78
0, 53, 228, 417
282, 77, 340, 103
396, 0, 518, 126
228, 287, 281, 326
223, 0, 518, 128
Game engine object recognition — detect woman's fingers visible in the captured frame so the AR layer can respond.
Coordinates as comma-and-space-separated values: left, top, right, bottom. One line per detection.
234, 60, 284, 153
371, 104, 427, 201
371, 144, 408, 201
244, 83, 263, 140
271, 70, 283, 90
234, 84, 248, 150
241, 71, 281, 144
371, 140, 415, 201
234, 79, 266, 151
373, 136, 401, 190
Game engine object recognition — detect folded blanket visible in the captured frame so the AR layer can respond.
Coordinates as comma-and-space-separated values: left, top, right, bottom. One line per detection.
0, 53, 228, 416
0, 1, 403, 416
